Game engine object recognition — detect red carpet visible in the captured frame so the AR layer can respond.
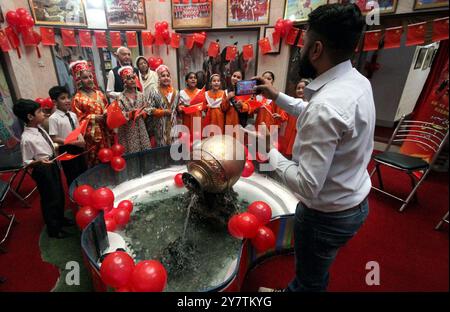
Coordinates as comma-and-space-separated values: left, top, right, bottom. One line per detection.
0, 158, 448, 292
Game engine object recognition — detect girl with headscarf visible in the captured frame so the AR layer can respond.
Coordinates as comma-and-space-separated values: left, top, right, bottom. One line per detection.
203, 74, 226, 134
116, 66, 151, 154
70, 60, 112, 167
178, 72, 202, 135
135, 56, 158, 98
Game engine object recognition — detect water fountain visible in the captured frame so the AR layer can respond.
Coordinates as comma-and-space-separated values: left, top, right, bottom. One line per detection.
71, 137, 298, 292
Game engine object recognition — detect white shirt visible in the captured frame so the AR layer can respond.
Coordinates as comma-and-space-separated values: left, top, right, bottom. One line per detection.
21, 126, 56, 165
106, 70, 121, 100
268, 60, 376, 212
48, 109, 80, 140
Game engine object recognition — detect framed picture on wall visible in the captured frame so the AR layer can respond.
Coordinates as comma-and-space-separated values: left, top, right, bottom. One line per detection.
414, 47, 428, 70
414, 0, 449, 10
338, 0, 398, 14
264, 27, 281, 54
227, 0, 271, 26
104, 0, 146, 29
28, 0, 88, 27
172, 0, 213, 29
284, 0, 328, 22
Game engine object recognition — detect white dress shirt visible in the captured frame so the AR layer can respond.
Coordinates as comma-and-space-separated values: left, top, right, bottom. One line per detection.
48, 109, 80, 139
106, 70, 121, 100
268, 60, 376, 212
21, 126, 56, 165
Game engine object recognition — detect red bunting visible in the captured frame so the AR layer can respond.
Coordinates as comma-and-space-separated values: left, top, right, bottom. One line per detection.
110, 31, 122, 48
79, 30, 93, 47
170, 33, 180, 48
258, 38, 272, 54
40, 27, 55, 46
61, 29, 77, 47
126, 31, 138, 47
208, 41, 220, 57
142, 32, 154, 47
296, 30, 304, 48
0, 30, 11, 52
185, 35, 194, 49
286, 28, 300, 45
226, 46, 238, 61
432, 17, 449, 42
5, 26, 20, 49
406, 22, 426, 46
383, 26, 403, 49
94, 31, 107, 48
363, 30, 381, 51
193, 33, 206, 46
272, 31, 280, 46
242, 44, 254, 61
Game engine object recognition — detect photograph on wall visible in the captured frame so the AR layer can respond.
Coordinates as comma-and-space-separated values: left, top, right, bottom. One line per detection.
414, 0, 449, 10
104, 0, 146, 29
176, 30, 259, 89
264, 27, 281, 54
284, 0, 328, 22
28, 0, 88, 27
227, 0, 271, 26
414, 47, 428, 70
338, 0, 398, 14
172, 0, 212, 29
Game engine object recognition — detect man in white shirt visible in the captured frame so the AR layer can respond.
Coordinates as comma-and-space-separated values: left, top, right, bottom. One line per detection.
256, 3, 375, 291
106, 46, 140, 100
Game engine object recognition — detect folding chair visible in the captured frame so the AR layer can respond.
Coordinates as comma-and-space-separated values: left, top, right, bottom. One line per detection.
0, 173, 18, 253
370, 115, 449, 212
435, 211, 449, 230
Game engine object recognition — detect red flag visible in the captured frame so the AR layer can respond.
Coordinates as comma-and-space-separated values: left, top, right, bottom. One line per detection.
79, 30, 93, 47
208, 41, 220, 57
0, 30, 11, 52
40, 27, 55, 46
22, 28, 38, 46
363, 30, 381, 51
286, 28, 299, 45
185, 35, 194, 49
432, 17, 449, 42
242, 44, 254, 61
5, 26, 20, 49
259, 38, 272, 54
126, 31, 138, 47
170, 33, 180, 48
193, 33, 206, 46
406, 22, 426, 47
107, 100, 127, 129
56, 152, 83, 161
142, 32, 154, 46
110, 31, 122, 47
272, 31, 281, 46
94, 31, 107, 48
155, 32, 165, 46
226, 45, 238, 61
247, 98, 264, 110
61, 29, 77, 47
296, 30, 305, 48
383, 26, 403, 49
64, 120, 88, 145
190, 87, 206, 105
180, 103, 203, 115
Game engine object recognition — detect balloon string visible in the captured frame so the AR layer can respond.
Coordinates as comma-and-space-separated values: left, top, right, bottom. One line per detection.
36, 46, 41, 58
16, 47, 21, 59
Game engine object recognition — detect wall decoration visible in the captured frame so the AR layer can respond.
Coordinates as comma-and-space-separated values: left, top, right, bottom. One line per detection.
414, 0, 449, 10
28, 0, 88, 27
284, 0, 328, 22
172, 0, 212, 29
104, 0, 146, 29
414, 47, 428, 70
339, 0, 398, 14
264, 27, 281, 54
227, 0, 271, 26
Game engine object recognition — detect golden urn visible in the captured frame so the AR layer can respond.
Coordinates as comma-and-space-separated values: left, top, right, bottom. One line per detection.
182, 135, 246, 193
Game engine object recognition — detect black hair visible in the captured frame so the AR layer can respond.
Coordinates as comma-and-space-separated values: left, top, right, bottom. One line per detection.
196, 71, 206, 89
185, 72, 197, 82
232, 69, 245, 80
307, 3, 364, 63
13, 99, 40, 124
298, 78, 312, 86
262, 71, 275, 81
49, 86, 70, 101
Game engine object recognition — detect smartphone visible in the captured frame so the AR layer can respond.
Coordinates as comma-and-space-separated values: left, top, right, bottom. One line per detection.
236, 79, 257, 96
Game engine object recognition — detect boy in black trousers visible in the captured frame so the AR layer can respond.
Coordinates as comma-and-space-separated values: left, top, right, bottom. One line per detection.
48, 86, 87, 187
13, 99, 73, 239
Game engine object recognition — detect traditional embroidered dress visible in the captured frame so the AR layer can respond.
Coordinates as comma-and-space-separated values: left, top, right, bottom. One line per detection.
179, 88, 202, 134
203, 90, 226, 134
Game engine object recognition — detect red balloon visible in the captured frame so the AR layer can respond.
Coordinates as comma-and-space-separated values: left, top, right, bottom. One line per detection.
228, 215, 244, 239
247, 201, 272, 225
98, 148, 113, 163
117, 200, 133, 214
154, 57, 163, 69
104, 209, 116, 219
75, 206, 99, 230
116, 286, 131, 292
235, 212, 260, 238
283, 19, 294, 35
161, 21, 169, 30
73, 184, 95, 206
251, 226, 276, 252
155, 22, 163, 32
111, 156, 126, 172
5, 11, 19, 26
241, 160, 255, 178
114, 207, 131, 227
15, 8, 29, 17
111, 144, 125, 156
174, 173, 184, 187
161, 29, 170, 40
35, 97, 45, 106
147, 57, 156, 70
100, 251, 135, 289
23, 15, 34, 28
130, 260, 167, 292
104, 216, 117, 232
91, 187, 115, 210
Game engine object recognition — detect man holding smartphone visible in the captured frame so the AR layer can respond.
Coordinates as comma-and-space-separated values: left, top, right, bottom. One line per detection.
254, 3, 375, 292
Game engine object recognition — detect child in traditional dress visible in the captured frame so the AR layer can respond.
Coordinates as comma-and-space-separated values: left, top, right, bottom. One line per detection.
178, 72, 202, 135
203, 74, 226, 135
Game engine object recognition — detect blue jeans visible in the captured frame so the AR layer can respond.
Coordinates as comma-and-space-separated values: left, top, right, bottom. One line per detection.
287, 198, 369, 292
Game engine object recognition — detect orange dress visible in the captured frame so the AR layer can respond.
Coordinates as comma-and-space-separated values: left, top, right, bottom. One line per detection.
248, 95, 288, 131
179, 88, 202, 134
221, 91, 240, 127
203, 90, 225, 134
280, 115, 297, 158
71, 90, 112, 167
